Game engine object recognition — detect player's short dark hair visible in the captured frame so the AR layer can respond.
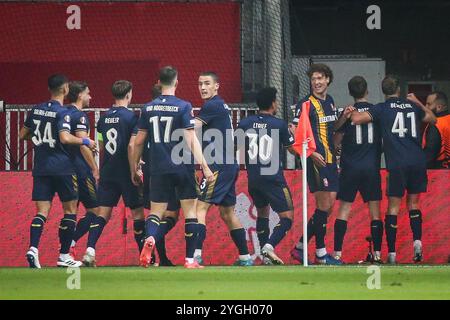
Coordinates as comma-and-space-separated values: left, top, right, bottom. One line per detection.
159, 66, 178, 86
307, 63, 333, 84
348, 76, 368, 99
67, 81, 88, 103
200, 71, 219, 83
112, 80, 132, 99
430, 91, 448, 107
381, 75, 400, 96
256, 87, 277, 110
151, 83, 162, 99
48, 74, 68, 93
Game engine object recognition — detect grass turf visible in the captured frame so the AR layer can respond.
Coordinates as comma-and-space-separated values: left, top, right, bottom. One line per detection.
1, 265, 449, 300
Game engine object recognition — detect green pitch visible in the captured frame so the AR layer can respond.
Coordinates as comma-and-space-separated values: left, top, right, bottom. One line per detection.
1, 266, 449, 300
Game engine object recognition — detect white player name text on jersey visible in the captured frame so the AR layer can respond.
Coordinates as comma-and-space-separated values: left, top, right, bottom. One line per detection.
147, 105, 180, 112
319, 115, 337, 123
105, 117, 120, 124
390, 103, 413, 109
34, 109, 57, 118
253, 123, 268, 129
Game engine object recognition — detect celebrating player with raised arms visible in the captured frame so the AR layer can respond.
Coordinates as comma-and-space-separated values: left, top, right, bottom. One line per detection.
290, 64, 342, 265
81, 80, 145, 267
236, 87, 295, 265
19, 74, 96, 268
131, 66, 214, 269
194, 71, 253, 266
351, 75, 436, 263
333, 76, 383, 263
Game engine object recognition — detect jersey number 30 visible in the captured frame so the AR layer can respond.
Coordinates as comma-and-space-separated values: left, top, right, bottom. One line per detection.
247, 133, 273, 161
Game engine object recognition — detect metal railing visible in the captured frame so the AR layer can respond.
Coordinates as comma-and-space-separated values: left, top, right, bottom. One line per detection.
0, 103, 260, 171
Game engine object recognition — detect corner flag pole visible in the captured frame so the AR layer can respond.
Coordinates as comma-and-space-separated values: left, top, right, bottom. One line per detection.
302, 140, 308, 267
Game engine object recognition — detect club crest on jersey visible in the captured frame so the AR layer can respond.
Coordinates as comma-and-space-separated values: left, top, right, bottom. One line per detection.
64, 115, 71, 122
80, 117, 86, 124
323, 178, 329, 187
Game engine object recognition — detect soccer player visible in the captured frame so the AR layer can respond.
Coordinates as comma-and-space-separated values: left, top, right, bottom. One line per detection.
63, 81, 100, 256
351, 75, 436, 263
290, 63, 342, 265
141, 83, 180, 266
19, 74, 96, 268
131, 66, 214, 269
332, 76, 383, 263
194, 71, 253, 266
236, 87, 295, 265
81, 80, 145, 267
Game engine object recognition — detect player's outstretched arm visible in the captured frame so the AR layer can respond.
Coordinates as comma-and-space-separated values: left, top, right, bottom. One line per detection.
350, 110, 372, 125
420, 104, 437, 125
183, 128, 214, 182
407, 93, 436, 124
130, 131, 146, 186
334, 105, 355, 131
19, 127, 31, 140
407, 93, 425, 108
421, 106, 437, 124
333, 131, 344, 156
194, 118, 205, 129
76, 130, 99, 181
60, 131, 97, 152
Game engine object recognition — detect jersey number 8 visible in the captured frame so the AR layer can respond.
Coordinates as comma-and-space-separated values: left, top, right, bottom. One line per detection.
105, 128, 118, 155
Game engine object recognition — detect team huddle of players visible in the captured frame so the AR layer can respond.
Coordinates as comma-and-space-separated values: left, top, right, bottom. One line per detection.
20, 63, 436, 268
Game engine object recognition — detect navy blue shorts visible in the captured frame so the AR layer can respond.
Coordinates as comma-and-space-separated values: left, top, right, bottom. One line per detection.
248, 178, 294, 213
306, 159, 339, 193
32, 175, 78, 202
386, 165, 428, 197
150, 170, 198, 203
143, 171, 180, 211
337, 167, 382, 203
198, 167, 238, 207
97, 178, 143, 209
77, 174, 98, 209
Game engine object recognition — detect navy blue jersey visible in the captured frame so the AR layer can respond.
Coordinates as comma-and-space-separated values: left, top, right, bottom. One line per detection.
368, 97, 426, 169
138, 95, 195, 175
196, 95, 237, 171
237, 113, 294, 182
97, 106, 138, 181
293, 94, 338, 164
65, 105, 92, 177
339, 102, 382, 170
24, 100, 75, 176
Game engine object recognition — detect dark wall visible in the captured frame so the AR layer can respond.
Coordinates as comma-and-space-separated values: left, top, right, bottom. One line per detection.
290, 0, 450, 80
